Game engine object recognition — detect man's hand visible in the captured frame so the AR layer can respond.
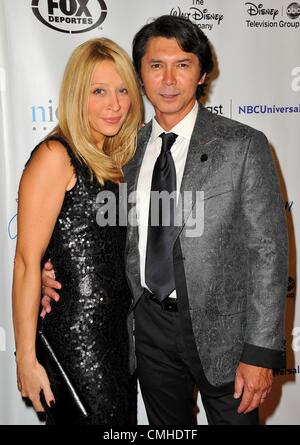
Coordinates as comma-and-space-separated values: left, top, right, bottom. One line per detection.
40, 260, 62, 317
234, 362, 273, 414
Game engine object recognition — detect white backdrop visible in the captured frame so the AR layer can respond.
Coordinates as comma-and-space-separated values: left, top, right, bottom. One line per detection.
0, 0, 299, 425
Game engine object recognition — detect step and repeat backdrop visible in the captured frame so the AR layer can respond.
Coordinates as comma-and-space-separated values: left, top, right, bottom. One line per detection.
0, 0, 299, 425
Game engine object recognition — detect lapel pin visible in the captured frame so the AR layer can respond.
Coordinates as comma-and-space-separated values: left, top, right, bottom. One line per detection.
201, 154, 208, 162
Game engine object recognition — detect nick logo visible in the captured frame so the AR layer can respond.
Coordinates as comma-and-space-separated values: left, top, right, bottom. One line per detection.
32, 0, 107, 34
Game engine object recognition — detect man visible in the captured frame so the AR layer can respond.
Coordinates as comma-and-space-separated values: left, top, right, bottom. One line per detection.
41, 15, 288, 425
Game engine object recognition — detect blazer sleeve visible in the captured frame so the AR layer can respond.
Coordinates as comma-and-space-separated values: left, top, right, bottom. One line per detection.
239, 130, 288, 369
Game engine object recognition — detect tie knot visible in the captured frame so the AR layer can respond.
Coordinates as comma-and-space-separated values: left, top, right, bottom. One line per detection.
159, 132, 177, 152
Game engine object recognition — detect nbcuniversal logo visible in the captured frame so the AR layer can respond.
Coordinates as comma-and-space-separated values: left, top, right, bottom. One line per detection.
31, 99, 58, 132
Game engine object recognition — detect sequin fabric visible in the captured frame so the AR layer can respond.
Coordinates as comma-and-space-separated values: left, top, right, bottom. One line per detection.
30, 136, 135, 425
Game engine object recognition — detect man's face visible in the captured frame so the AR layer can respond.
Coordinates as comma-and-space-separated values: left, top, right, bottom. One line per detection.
140, 37, 206, 129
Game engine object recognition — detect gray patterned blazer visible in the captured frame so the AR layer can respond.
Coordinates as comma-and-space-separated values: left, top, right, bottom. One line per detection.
124, 104, 288, 386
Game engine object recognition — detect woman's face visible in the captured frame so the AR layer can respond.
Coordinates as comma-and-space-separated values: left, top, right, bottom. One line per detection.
88, 60, 132, 146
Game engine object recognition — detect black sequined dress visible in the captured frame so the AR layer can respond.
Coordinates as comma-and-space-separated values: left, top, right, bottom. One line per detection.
31, 136, 135, 425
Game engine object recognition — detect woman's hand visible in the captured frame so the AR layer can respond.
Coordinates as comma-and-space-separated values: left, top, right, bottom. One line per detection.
16, 358, 55, 412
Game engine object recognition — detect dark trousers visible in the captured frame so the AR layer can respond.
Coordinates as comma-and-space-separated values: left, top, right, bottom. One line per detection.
134, 294, 259, 425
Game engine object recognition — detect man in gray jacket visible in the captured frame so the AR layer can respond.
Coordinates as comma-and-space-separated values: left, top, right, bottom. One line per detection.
42, 15, 288, 425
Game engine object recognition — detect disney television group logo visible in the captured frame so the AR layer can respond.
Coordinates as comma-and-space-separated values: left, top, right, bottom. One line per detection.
245, 2, 300, 28
31, 0, 107, 34
245, 2, 279, 20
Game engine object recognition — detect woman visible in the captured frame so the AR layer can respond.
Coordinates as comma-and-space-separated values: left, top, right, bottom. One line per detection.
12, 38, 143, 424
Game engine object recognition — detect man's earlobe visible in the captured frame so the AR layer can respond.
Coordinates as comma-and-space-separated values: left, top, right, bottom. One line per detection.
198, 73, 207, 85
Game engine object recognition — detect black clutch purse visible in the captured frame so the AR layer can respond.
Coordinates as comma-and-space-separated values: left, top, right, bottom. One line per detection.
36, 330, 90, 425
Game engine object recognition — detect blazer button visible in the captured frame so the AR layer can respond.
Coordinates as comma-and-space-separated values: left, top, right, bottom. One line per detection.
201, 154, 208, 162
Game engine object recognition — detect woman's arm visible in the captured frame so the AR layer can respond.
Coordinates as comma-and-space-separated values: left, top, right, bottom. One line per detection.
12, 140, 75, 412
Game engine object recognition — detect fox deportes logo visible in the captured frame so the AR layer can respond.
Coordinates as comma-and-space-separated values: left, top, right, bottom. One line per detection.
31, 0, 107, 34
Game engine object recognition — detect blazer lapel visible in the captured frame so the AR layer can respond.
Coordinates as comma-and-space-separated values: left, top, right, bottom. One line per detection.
124, 122, 152, 246
124, 122, 152, 195
173, 105, 220, 239
124, 123, 152, 301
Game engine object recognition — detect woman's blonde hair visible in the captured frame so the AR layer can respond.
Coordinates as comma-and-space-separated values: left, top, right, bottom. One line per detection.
49, 38, 144, 184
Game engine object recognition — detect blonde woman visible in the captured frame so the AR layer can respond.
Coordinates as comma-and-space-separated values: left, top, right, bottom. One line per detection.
12, 38, 143, 425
